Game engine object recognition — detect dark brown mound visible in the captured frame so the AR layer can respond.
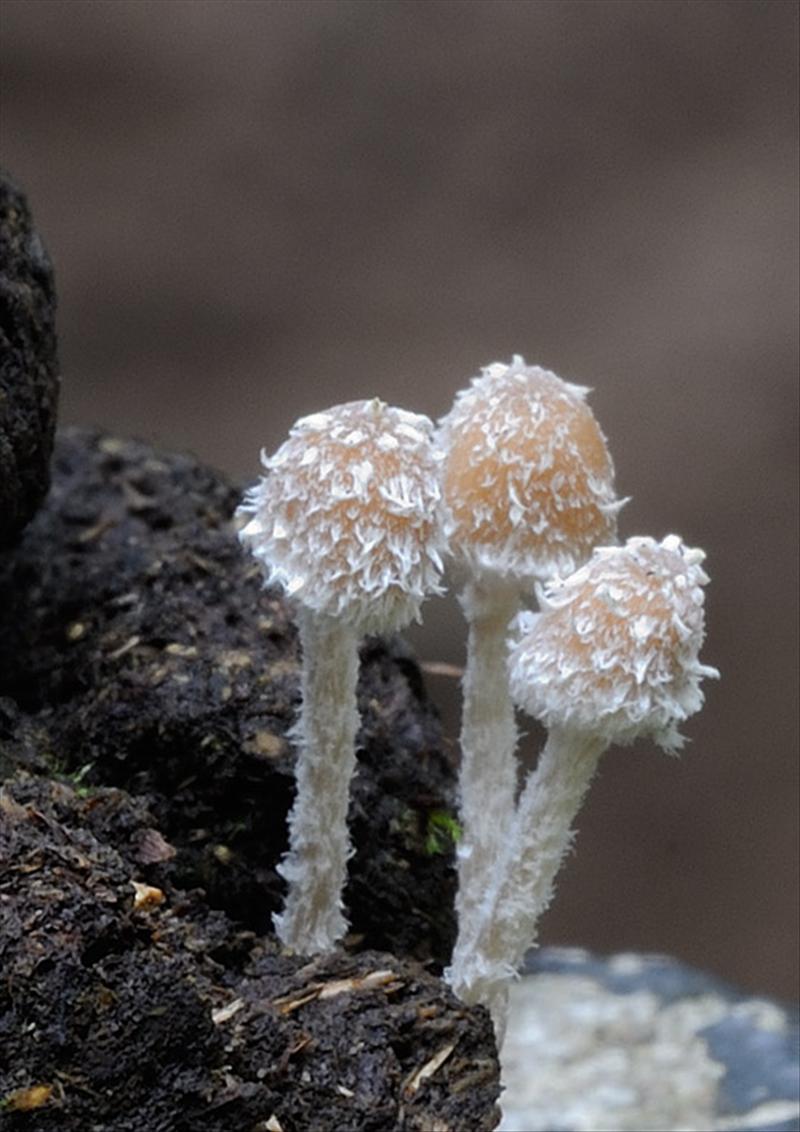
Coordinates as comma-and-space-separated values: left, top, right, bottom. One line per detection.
0, 774, 501, 1131
0, 428, 458, 962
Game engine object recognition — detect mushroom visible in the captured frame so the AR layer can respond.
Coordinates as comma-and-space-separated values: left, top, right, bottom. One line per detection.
446, 535, 718, 1038
437, 357, 623, 958
238, 399, 444, 954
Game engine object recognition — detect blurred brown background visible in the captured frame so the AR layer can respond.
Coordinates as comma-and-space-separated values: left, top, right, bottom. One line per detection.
2, 0, 797, 999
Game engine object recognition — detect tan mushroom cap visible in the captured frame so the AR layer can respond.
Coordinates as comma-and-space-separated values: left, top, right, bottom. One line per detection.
439, 358, 623, 581
237, 399, 444, 632
508, 536, 719, 751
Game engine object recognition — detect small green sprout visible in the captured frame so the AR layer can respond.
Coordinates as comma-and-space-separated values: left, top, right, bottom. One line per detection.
69, 764, 96, 797
424, 809, 462, 856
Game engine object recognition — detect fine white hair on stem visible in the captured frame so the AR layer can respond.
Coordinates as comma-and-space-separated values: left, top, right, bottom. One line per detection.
273, 610, 360, 953
447, 535, 718, 1042
454, 573, 521, 944
437, 357, 624, 1000
448, 725, 606, 1044
237, 398, 445, 954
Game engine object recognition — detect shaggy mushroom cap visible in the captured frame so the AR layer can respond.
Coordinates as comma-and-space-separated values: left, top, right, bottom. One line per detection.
238, 399, 444, 634
439, 356, 623, 581
508, 535, 718, 751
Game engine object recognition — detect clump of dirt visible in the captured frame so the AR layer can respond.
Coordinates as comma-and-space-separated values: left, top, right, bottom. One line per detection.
0, 774, 500, 1131
0, 429, 457, 962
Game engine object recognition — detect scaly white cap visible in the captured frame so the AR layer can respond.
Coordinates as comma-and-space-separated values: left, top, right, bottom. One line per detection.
508, 535, 719, 751
237, 399, 445, 634
438, 357, 624, 582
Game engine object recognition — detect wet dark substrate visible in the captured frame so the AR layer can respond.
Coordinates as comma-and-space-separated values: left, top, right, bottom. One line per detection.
0, 428, 458, 962
0, 774, 500, 1131
0, 429, 501, 1130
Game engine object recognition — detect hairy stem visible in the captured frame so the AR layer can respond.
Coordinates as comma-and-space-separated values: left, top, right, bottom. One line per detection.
451, 577, 520, 985
273, 608, 361, 954
448, 726, 605, 1042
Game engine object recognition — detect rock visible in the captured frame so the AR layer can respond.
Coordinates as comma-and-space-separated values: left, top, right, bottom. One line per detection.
500, 948, 800, 1132
0, 774, 501, 1131
0, 170, 60, 548
0, 429, 458, 963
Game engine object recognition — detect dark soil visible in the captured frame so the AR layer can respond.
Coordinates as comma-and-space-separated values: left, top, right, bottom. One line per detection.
0, 429, 457, 963
0, 774, 500, 1131
0, 170, 60, 548
0, 427, 500, 1129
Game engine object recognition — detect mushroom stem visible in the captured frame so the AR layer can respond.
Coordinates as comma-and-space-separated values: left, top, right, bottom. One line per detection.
453, 577, 520, 963
448, 725, 605, 1042
274, 608, 361, 954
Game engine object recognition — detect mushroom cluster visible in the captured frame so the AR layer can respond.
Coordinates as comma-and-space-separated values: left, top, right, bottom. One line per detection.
237, 359, 717, 1051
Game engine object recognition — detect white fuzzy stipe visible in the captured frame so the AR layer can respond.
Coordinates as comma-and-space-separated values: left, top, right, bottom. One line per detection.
273, 610, 360, 954
454, 576, 520, 975
446, 728, 605, 1043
